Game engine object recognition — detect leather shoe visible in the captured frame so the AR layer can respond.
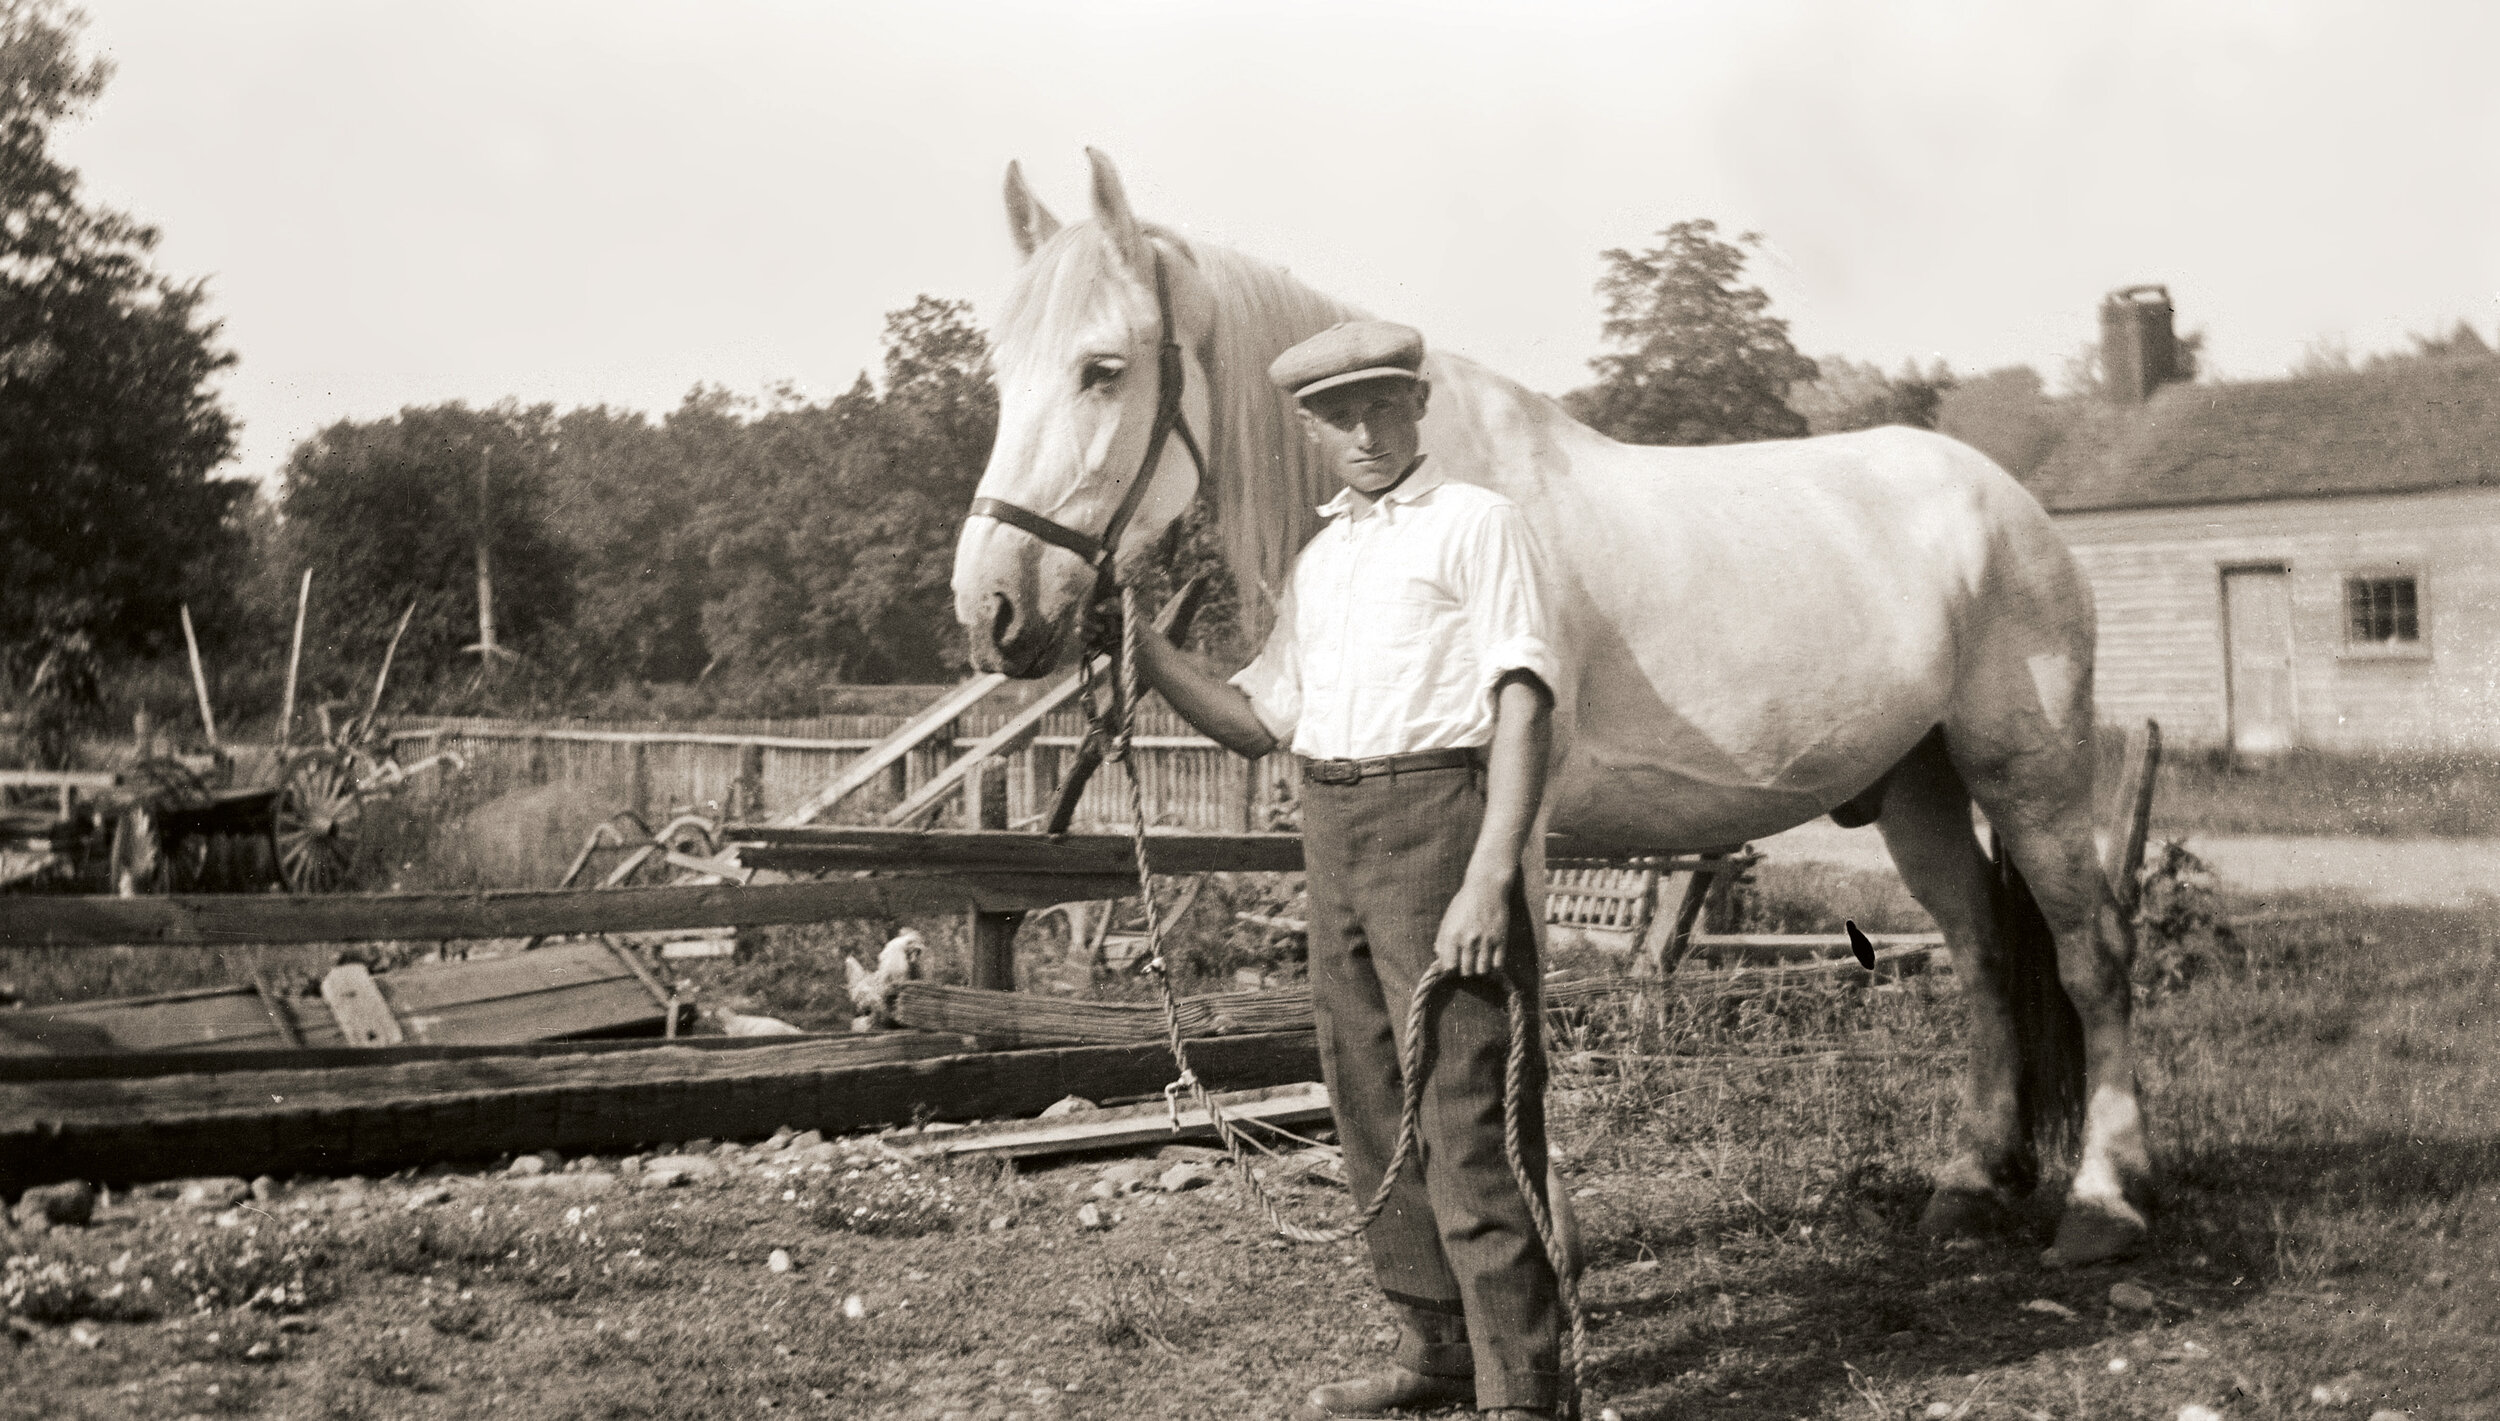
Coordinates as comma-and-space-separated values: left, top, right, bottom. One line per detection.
1295, 1366, 1474, 1418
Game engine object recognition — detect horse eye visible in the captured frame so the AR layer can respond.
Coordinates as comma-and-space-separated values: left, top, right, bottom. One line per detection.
1081, 357, 1127, 392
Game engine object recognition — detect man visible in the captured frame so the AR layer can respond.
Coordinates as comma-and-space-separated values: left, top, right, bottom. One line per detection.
1126, 320, 1564, 1419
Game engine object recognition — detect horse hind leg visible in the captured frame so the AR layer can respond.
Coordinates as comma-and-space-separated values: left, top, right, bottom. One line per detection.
1870, 731, 2038, 1237
1950, 726, 2152, 1268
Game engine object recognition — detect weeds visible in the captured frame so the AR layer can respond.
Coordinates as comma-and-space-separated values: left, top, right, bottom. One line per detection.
1080, 1259, 1195, 1352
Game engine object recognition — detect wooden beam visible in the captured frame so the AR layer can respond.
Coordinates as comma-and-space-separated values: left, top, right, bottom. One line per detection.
320, 964, 405, 1047
0, 1029, 1322, 1192
894, 980, 1315, 1047
0, 1028, 970, 1084
883, 578, 1207, 829
885, 1081, 1331, 1162
392, 726, 888, 752
734, 827, 1306, 877
769, 674, 1008, 827
0, 872, 1139, 948
2104, 719, 2162, 917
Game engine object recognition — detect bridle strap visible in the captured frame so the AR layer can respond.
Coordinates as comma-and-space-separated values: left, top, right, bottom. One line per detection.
969, 247, 1205, 589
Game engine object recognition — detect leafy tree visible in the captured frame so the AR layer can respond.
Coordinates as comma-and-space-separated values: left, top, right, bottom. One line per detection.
693, 297, 996, 685
1563, 219, 1817, 445
1789, 356, 1957, 435
539, 405, 709, 685
0, 0, 245, 682
277, 402, 576, 711
1935, 366, 2078, 480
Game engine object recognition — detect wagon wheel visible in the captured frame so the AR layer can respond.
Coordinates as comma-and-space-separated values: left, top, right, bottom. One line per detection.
273, 751, 366, 893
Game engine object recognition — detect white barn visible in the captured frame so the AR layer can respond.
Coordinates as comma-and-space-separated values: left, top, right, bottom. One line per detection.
2023, 349, 2500, 754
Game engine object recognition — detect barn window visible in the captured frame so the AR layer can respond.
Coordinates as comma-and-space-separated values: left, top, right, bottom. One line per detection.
2344, 575, 2420, 647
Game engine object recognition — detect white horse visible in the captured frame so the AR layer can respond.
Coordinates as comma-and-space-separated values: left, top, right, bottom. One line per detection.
951, 150, 2148, 1267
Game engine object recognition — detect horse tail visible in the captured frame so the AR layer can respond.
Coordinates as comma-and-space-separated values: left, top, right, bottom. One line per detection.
1991, 834, 2088, 1163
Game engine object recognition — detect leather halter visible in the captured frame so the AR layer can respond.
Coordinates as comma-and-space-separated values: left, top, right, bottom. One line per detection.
969, 248, 1207, 591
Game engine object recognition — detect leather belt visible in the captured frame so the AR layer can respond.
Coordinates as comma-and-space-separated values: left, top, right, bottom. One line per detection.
1300, 747, 1482, 786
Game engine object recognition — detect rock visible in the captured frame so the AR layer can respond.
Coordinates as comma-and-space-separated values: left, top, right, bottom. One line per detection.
1076, 1203, 1109, 1231
276, 1317, 317, 1334
214, 1209, 244, 1228
2107, 1357, 2130, 1374
638, 1154, 723, 1190
11, 1181, 96, 1230
841, 1294, 866, 1320
67, 1322, 102, 1349
506, 1155, 549, 1178
1924, 1404, 1957, 1420
1098, 1161, 1160, 1192
564, 1155, 602, 1174
767, 1249, 793, 1273
2022, 1298, 2078, 1320
244, 1341, 277, 1361
2369, 1412, 2410, 1421
178, 1177, 251, 1210
404, 1184, 454, 1209
249, 1175, 279, 1202
988, 1216, 1013, 1232
1039, 1096, 1098, 1118
789, 1130, 824, 1151
510, 1172, 616, 1197
2109, 1281, 2160, 1313
712, 1142, 744, 1160
2310, 1375, 2366, 1407
683, 1139, 715, 1155
796, 1143, 841, 1165
2178, 1408, 2224, 1421
1153, 1144, 1223, 1164
1159, 1163, 1209, 1194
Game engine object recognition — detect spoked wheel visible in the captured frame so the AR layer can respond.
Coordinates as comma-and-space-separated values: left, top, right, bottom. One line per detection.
273, 752, 365, 893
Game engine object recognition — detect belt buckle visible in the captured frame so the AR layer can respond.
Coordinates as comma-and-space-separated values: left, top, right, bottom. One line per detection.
1309, 759, 1358, 785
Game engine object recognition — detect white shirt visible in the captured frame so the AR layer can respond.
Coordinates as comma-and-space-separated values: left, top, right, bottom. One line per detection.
1230, 460, 1561, 761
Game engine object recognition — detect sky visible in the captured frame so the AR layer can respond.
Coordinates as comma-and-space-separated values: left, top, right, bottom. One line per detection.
53, 0, 2500, 486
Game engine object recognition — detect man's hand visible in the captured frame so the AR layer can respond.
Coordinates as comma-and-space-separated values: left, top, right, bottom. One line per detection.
1433, 875, 1513, 977
1082, 594, 1124, 659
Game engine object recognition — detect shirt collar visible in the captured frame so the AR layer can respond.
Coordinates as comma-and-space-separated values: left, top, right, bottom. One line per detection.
1316, 455, 1441, 521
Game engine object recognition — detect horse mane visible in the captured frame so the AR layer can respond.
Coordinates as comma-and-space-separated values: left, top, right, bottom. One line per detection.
992, 222, 1361, 627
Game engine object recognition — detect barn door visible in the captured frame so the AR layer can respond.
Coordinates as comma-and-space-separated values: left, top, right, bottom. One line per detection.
2222, 567, 2295, 754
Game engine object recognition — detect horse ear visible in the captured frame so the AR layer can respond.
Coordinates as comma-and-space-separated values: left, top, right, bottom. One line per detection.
1084, 147, 1153, 273
1003, 160, 1059, 259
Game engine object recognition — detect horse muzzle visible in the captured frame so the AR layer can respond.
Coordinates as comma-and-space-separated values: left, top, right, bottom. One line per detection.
966, 590, 1065, 678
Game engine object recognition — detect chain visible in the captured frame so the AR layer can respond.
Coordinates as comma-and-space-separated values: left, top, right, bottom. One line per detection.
1101, 586, 1588, 1418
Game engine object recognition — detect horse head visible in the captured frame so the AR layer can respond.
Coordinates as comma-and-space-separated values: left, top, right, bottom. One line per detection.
952, 150, 1217, 676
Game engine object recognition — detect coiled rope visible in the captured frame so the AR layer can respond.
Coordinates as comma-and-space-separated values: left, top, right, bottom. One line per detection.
1089, 586, 1590, 1419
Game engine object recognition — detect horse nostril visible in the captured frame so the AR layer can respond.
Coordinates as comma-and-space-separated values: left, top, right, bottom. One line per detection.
985, 592, 1018, 652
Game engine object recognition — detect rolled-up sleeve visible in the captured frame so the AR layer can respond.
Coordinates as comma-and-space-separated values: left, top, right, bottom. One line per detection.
1456, 501, 1561, 715
1227, 586, 1303, 746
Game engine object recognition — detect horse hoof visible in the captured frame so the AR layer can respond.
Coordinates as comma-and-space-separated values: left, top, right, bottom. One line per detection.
1917, 1187, 2009, 1240
2043, 1200, 2148, 1268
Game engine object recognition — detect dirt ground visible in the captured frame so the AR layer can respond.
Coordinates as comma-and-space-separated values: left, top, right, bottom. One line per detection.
6, 899, 2496, 1419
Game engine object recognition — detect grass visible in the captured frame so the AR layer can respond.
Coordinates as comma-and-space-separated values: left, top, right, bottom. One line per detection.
2107, 735, 2500, 839
12, 891, 2500, 1416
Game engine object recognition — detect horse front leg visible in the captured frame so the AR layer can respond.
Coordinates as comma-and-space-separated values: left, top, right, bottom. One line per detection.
1871, 736, 2038, 1235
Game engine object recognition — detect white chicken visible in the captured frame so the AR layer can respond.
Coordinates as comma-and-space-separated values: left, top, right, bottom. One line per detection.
843, 928, 925, 1030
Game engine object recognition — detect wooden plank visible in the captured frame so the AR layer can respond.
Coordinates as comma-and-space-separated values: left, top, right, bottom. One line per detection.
251, 971, 306, 1049
2104, 719, 2163, 916
0, 770, 122, 790
0, 1029, 972, 1083
0, 1029, 1322, 1191
321, 964, 405, 1047
0, 871, 1140, 947
734, 828, 1306, 877
769, 674, 1009, 827
883, 579, 1207, 828
391, 726, 889, 752
885, 1081, 1332, 1161
392, 979, 663, 1046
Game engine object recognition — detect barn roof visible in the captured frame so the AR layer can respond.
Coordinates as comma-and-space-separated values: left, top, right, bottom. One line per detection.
2024, 354, 2500, 514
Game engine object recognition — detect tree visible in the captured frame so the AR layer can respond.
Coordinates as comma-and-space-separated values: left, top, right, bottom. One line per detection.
1563, 220, 1818, 445
1789, 356, 1957, 435
693, 297, 996, 685
277, 403, 576, 711
0, 1, 245, 682
539, 405, 710, 686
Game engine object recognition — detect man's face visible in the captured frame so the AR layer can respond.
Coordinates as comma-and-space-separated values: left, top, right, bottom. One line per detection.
1297, 378, 1429, 495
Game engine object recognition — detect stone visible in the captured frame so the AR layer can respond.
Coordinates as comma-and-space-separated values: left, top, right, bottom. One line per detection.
768, 1249, 793, 1273
796, 1143, 841, 1165
178, 1177, 251, 1210
510, 1172, 616, 1197
2368, 1412, 2410, 1421
506, 1155, 549, 1178
1152, 1144, 1223, 1164
1159, 1163, 1209, 1194
11, 1181, 96, 1230
404, 1184, 455, 1210
1924, 1404, 1957, 1420
841, 1294, 866, 1320
2021, 1298, 2078, 1320
988, 1216, 1013, 1232
638, 1154, 724, 1189
564, 1155, 602, 1174
1098, 1161, 1159, 1191
684, 1139, 716, 1155
789, 1130, 824, 1151
2178, 1408, 2224, 1421
1039, 1096, 1098, 1118
2310, 1375, 2365, 1407
2109, 1282, 2160, 1313
249, 1176, 279, 1202
1076, 1203, 1109, 1230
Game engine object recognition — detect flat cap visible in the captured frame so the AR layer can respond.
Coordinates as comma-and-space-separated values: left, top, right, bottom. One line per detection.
1268, 320, 1426, 400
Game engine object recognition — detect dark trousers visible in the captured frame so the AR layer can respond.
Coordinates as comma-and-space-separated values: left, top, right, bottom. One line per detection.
1301, 758, 1561, 1411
